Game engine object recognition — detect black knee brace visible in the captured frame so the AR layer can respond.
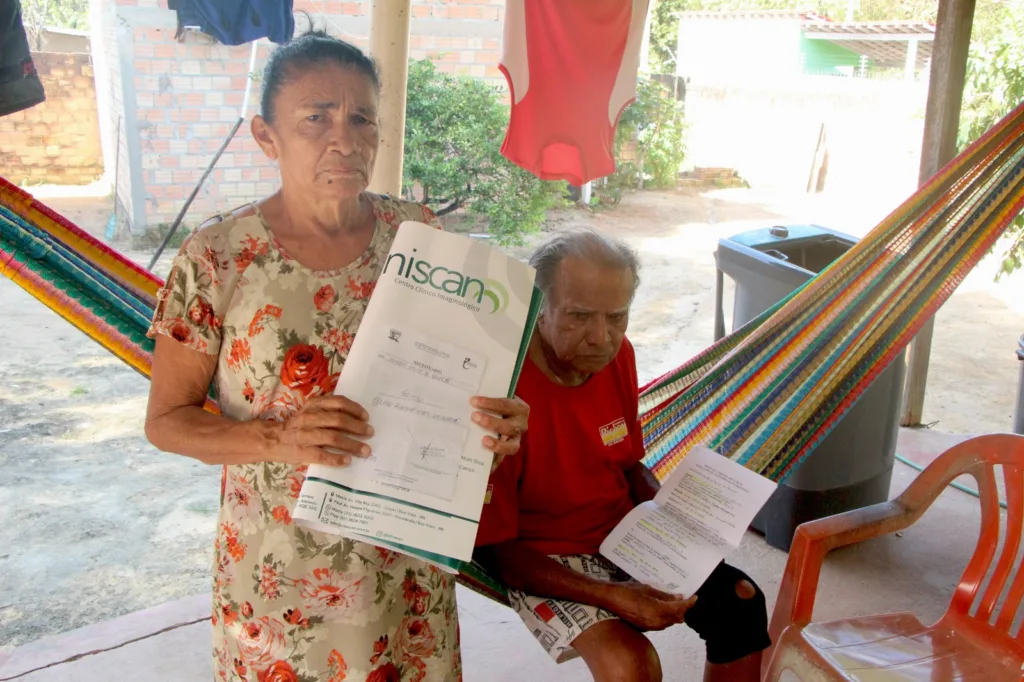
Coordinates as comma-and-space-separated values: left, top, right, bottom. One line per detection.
683, 561, 771, 665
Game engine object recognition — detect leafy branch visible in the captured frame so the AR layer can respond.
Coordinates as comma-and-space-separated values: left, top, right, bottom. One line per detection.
402, 59, 565, 246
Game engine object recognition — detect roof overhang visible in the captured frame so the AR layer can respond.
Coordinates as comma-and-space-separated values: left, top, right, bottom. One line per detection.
802, 21, 936, 68
673, 12, 937, 70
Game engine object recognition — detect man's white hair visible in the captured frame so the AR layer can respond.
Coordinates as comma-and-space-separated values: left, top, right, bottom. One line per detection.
528, 226, 641, 303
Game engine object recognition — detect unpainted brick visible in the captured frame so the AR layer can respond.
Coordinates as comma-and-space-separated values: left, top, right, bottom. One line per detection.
149, 60, 177, 75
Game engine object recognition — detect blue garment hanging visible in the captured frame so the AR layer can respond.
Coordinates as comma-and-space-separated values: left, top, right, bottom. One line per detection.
168, 0, 295, 46
0, 0, 46, 117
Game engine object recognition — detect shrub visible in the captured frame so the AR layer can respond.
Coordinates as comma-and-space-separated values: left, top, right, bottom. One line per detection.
402, 60, 565, 246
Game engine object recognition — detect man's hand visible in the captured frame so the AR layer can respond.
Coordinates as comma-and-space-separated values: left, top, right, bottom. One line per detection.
604, 583, 697, 632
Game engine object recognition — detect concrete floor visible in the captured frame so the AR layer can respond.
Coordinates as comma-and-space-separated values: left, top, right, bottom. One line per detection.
0, 430, 1001, 682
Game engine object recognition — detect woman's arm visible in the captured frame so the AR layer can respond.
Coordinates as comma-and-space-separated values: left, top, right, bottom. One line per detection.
145, 335, 371, 467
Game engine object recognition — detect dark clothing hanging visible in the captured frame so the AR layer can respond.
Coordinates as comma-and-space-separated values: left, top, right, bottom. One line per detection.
167, 0, 295, 46
0, 0, 46, 117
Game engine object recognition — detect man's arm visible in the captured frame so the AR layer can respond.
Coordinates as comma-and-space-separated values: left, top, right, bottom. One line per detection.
627, 461, 660, 505
474, 542, 695, 632
476, 542, 619, 610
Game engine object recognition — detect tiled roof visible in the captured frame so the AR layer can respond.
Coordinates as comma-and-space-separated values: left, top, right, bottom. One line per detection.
802, 20, 936, 36
802, 21, 936, 68
676, 12, 937, 69
677, 10, 830, 21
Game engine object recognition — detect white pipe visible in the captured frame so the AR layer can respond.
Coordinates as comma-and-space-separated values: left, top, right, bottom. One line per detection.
240, 40, 259, 120
905, 38, 919, 80
368, 0, 412, 196
639, 0, 654, 73
88, 0, 115, 192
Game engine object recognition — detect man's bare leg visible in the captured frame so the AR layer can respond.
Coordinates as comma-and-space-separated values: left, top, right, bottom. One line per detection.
572, 620, 662, 682
703, 652, 763, 682
701, 578, 762, 682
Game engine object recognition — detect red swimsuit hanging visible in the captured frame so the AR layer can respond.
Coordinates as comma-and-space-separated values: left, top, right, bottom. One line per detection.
499, 0, 650, 187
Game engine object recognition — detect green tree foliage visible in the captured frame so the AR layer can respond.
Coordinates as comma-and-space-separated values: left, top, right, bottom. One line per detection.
20, 0, 90, 50
614, 79, 687, 190
402, 60, 564, 246
959, 2, 1024, 277
648, 0, 688, 75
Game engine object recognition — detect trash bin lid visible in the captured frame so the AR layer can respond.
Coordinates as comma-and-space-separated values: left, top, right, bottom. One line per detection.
723, 224, 856, 251
716, 224, 859, 287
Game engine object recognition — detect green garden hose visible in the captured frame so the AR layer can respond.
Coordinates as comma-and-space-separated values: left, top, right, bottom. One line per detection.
895, 453, 1008, 510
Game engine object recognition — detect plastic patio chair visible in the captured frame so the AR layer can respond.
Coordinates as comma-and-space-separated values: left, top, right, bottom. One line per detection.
763, 433, 1024, 681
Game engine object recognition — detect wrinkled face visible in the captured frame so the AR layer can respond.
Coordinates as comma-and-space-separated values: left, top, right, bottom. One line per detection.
252, 61, 380, 200
537, 256, 634, 375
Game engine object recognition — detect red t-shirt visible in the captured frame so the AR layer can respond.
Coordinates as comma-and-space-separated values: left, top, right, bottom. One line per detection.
476, 338, 644, 556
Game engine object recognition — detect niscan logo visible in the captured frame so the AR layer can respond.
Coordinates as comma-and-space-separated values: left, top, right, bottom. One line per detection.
481, 278, 509, 314
384, 248, 507, 314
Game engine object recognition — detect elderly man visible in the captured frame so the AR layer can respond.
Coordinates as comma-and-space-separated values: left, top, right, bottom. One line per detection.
475, 228, 770, 682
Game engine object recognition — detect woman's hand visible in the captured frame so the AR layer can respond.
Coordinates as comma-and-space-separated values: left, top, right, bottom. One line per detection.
274, 395, 374, 467
469, 396, 529, 473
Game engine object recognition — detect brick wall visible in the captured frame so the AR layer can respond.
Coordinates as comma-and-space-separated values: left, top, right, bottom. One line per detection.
106, 0, 507, 231
0, 53, 104, 186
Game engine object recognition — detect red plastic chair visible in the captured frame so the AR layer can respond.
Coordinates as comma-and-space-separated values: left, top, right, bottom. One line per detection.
763, 433, 1024, 681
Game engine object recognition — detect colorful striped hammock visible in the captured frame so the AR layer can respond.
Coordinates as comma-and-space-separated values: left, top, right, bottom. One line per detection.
3, 100, 1024, 605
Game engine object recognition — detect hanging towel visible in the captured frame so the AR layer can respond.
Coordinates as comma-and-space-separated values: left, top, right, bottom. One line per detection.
0, 0, 46, 117
167, 0, 295, 46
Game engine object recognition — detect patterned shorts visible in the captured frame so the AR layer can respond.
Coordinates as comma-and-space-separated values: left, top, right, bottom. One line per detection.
507, 554, 633, 664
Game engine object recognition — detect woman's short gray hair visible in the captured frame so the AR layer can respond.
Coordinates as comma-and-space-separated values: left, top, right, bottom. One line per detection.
529, 227, 641, 302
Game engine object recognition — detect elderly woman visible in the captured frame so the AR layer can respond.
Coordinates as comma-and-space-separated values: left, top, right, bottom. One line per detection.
145, 30, 528, 682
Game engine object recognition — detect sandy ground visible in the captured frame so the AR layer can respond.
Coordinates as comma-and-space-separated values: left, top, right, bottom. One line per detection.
2, 186, 1022, 648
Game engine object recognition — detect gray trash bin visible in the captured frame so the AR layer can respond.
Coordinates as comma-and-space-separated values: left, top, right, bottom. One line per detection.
714, 224, 906, 551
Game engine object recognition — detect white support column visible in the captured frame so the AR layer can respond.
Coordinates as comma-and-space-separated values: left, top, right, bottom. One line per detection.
905, 38, 919, 80
88, 0, 115, 193
368, 0, 412, 197
639, 0, 654, 73
580, 182, 593, 206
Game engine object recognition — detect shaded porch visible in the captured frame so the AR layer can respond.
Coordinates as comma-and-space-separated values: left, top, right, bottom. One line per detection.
0, 429, 986, 681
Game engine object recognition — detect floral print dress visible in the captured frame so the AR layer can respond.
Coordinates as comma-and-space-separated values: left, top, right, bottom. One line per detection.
148, 194, 461, 682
